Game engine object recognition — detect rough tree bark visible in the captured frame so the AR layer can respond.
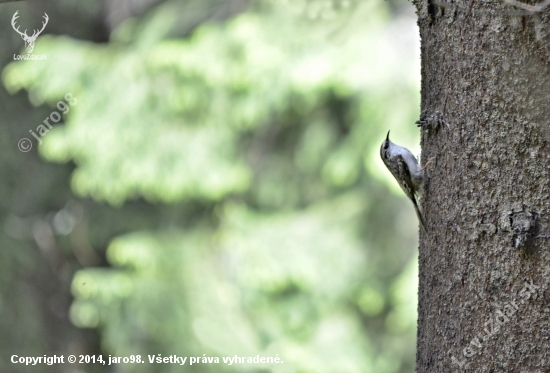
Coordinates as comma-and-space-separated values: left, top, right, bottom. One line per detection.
413, 0, 550, 371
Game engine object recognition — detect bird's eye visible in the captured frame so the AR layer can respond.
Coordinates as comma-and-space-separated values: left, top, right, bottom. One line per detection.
383, 141, 389, 150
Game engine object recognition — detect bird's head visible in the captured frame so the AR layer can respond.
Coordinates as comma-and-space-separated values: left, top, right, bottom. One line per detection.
380, 130, 392, 163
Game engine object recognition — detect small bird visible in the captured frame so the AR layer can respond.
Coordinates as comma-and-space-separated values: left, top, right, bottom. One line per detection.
380, 130, 427, 234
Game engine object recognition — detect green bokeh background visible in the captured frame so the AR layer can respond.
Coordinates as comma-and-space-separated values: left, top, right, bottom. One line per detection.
0, 0, 421, 372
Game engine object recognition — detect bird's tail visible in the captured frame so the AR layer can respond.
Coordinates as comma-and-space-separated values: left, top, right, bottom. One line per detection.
412, 198, 427, 234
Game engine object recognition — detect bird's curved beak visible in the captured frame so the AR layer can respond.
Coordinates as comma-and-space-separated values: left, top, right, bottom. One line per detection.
386, 130, 390, 141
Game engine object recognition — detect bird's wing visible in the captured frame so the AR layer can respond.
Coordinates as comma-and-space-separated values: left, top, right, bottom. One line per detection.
389, 154, 415, 201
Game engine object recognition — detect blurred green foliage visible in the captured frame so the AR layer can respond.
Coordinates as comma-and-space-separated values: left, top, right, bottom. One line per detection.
2, 0, 420, 372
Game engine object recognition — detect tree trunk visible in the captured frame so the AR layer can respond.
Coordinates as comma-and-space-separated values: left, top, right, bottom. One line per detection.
413, 0, 550, 371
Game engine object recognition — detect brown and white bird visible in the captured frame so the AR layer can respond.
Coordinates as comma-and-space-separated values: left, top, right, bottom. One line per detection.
380, 130, 427, 234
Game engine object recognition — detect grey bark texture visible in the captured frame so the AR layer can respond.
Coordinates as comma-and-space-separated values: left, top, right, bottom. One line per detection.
412, 0, 550, 371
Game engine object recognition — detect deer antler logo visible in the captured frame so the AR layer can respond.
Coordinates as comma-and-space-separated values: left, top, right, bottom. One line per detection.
11, 11, 49, 54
